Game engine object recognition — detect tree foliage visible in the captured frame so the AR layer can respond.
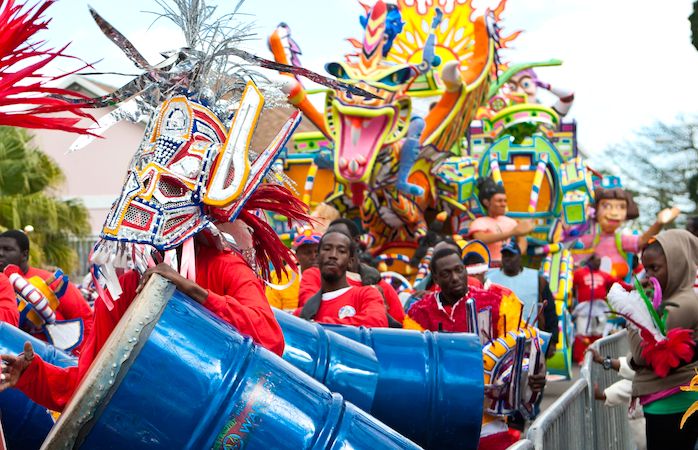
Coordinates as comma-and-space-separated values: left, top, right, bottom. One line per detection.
0, 127, 90, 272
599, 116, 697, 227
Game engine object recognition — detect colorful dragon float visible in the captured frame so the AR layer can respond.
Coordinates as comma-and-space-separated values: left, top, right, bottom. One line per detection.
270, 0, 596, 378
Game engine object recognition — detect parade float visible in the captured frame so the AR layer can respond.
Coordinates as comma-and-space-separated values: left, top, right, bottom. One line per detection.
0, 0, 620, 447
269, 0, 595, 379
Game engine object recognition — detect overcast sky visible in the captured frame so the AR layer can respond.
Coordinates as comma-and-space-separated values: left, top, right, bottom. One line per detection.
38, 0, 698, 167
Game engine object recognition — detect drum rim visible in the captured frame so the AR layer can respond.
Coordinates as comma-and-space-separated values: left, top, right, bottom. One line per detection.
41, 275, 175, 450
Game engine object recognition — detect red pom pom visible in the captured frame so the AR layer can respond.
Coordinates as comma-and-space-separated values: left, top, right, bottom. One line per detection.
641, 328, 696, 378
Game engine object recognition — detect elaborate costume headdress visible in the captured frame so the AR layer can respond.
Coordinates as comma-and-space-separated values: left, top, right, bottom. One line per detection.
73, 1, 370, 301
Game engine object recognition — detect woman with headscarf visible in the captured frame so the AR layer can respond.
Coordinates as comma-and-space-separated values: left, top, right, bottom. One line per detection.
629, 230, 698, 449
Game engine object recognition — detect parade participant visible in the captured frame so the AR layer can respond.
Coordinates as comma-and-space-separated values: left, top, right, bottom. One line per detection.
299, 220, 405, 325
0, 274, 18, 327
0, 83, 312, 411
469, 178, 534, 264
0, 230, 93, 351
570, 253, 628, 362
625, 231, 698, 449
295, 231, 389, 327
266, 229, 321, 311
573, 185, 679, 281
486, 240, 558, 357
403, 247, 547, 449
404, 247, 501, 332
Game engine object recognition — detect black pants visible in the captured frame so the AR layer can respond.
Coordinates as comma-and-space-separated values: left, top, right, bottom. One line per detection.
645, 411, 698, 450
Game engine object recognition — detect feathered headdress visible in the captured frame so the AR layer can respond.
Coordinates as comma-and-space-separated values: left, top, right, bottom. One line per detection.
0, 0, 96, 133
78, 0, 377, 302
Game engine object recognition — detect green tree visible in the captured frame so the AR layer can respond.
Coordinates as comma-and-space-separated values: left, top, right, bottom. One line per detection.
598, 116, 697, 228
0, 126, 90, 272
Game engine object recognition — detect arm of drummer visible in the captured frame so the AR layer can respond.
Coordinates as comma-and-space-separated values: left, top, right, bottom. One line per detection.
4, 272, 138, 413
1, 342, 80, 412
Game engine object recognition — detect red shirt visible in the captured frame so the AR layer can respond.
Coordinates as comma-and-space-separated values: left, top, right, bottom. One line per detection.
16, 246, 284, 412
294, 285, 389, 328
572, 267, 618, 303
23, 267, 94, 352
406, 286, 502, 332
298, 267, 405, 323
0, 273, 18, 326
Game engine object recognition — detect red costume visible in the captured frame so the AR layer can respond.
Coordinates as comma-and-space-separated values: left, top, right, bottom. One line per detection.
405, 287, 501, 332
294, 285, 389, 328
298, 267, 405, 323
0, 274, 18, 326
22, 267, 94, 350
15, 246, 284, 412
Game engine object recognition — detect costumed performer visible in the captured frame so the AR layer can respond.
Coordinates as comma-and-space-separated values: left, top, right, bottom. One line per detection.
0, 230, 94, 355
402, 247, 546, 449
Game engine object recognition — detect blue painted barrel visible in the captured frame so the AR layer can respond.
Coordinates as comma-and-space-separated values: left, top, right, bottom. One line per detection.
0, 323, 76, 450
324, 325, 484, 450
272, 309, 379, 410
41, 277, 421, 449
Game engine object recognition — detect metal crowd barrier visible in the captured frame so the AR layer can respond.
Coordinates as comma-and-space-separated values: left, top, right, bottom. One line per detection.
511, 330, 632, 450
586, 330, 633, 450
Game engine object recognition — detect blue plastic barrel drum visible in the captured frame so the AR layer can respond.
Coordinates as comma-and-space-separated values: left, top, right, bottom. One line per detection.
0, 275, 486, 449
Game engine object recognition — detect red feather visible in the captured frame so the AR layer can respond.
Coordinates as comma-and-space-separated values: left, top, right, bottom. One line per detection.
0, 0, 97, 134
235, 183, 311, 280
641, 328, 695, 378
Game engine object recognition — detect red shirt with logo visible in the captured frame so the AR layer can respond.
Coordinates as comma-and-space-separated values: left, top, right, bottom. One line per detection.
294, 285, 389, 328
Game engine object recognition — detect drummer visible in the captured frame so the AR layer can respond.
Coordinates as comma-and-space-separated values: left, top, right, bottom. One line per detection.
0, 93, 310, 412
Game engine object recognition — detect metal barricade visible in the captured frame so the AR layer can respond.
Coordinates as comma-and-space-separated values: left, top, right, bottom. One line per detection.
507, 439, 535, 450
585, 330, 633, 450
526, 377, 593, 450
509, 330, 633, 450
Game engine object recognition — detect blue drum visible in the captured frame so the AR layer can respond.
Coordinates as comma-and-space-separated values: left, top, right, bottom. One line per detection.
272, 309, 379, 411
41, 276, 421, 449
324, 325, 484, 450
0, 323, 76, 450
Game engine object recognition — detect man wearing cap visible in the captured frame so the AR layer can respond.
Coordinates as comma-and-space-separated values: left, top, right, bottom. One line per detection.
266, 230, 320, 312
486, 239, 558, 356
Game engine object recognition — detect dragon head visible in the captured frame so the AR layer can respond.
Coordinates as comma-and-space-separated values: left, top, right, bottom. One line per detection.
324, 0, 414, 185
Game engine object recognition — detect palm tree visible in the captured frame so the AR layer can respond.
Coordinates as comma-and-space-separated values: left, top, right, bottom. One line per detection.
0, 126, 90, 273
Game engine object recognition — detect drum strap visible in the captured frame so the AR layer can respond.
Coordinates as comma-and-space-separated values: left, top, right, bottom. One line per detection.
299, 290, 323, 320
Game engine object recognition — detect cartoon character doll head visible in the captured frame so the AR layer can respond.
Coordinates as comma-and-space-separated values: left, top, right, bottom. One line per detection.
593, 187, 639, 235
